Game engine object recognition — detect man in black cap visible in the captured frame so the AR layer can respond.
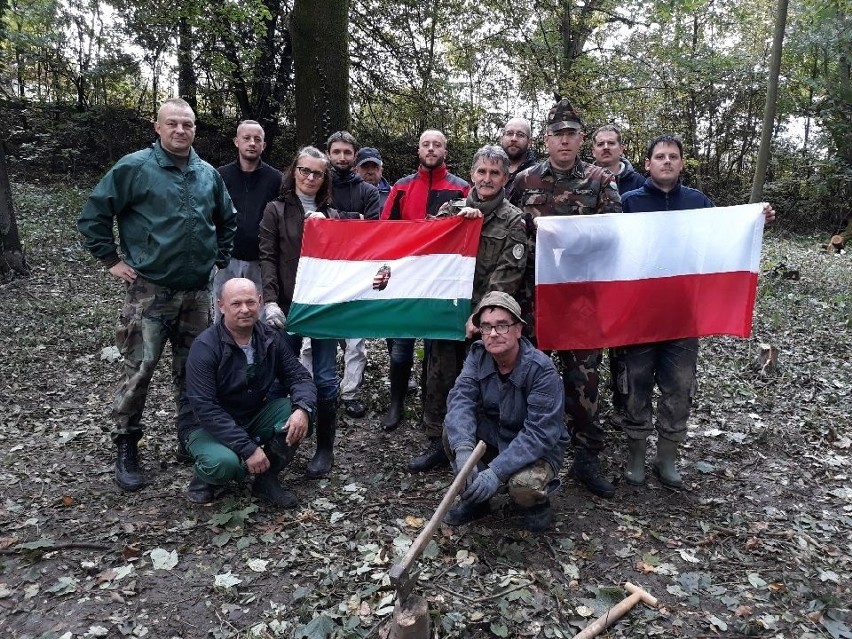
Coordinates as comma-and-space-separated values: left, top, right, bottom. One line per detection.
442, 291, 567, 531
355, 147, 392, 210
509, 98, 622, 499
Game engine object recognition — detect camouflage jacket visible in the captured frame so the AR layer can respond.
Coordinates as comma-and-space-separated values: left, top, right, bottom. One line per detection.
436, 191, 527, 309
508, 158, 622, 224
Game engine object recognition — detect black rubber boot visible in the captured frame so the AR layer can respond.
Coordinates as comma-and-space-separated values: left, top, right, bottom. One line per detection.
382, 360, 412, 432
186, 475, 214, 504
521, 499, 553, 532
114, 435, 145, 492
253, 440, 299, 508
569, 448, 615, 498
407, 437, 450, 472
305, 399, 337, 478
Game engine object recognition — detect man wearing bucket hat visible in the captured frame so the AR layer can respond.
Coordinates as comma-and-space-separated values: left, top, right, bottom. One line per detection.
442, 291, 567, 531
509, 97, 622, 499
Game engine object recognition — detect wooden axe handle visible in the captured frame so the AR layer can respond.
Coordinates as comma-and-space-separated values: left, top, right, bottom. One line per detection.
395, 440, 487, 572
571, 582, 657, 639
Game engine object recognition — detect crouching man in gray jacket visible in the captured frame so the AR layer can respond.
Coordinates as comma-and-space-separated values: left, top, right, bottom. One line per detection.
443, 291, 567, 531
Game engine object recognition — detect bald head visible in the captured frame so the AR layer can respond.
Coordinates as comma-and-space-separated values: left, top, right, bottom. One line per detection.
418, 129, 448, 169
501, 117, 532, 162
219, 278, 261, 335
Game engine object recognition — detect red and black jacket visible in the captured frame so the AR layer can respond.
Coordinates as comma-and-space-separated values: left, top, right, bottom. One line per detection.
380, 164, 470, 220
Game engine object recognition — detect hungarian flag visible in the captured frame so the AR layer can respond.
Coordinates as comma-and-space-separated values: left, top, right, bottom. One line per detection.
287, 216, 483, 339
535, 204, 765, 350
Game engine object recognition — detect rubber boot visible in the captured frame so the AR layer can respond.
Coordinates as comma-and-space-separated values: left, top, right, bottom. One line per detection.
569, 448, 615, 498
623, 438, 647, 486
653, 438, 683, 488
253, 439, 299, 508
305, 399, 337, 478
114, 435, 145, 492
381, 360, 412, 432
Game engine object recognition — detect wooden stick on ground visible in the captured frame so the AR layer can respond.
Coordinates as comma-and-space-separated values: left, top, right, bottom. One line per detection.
571, 582, 658, 639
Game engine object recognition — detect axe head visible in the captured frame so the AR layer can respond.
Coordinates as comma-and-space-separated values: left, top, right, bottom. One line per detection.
389, 563, 419, 604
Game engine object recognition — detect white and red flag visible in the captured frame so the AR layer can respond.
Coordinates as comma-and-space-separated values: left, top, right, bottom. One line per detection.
287, 216, 483, 339
534, 204, 765, 350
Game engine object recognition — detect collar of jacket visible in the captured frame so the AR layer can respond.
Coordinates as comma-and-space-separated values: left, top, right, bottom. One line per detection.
541, 158, 586, 179
416, 163, 449, 181
642, 178, 683, 198
333, 167, 361, 185
216, 320, 274, 359
152, 140, 198, 169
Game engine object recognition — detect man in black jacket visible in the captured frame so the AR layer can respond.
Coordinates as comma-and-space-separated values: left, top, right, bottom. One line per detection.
179, 278, 317, 508
215, 121, 282, 321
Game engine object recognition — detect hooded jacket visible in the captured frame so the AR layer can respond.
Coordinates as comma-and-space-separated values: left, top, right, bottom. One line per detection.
331, 169, 381, 219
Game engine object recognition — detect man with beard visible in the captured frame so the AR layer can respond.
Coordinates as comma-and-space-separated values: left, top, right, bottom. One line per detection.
306, 131, 381, 420
406, 145, 527, 473
500, 117, 537, 193
214, 121, 282, 323
378, 130, 470, 438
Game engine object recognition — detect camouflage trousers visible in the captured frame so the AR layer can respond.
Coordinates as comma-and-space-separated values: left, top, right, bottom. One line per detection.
422, 339, 468, 438
557, 348, 604, 453
620, 338, 698, 443
443, 431, 555, 508
112, 276, 211, 440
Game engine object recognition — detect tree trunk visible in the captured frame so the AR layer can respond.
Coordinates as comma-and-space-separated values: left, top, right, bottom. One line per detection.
177, 15, 197, 111
750, 0, 788, 203
291, 0, 350, 147
0, 141, 30, 278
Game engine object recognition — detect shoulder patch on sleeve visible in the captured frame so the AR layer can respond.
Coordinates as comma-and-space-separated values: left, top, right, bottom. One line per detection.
512, 243, 525, 260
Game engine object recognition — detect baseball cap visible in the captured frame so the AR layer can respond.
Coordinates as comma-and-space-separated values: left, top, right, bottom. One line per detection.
356, 147, 383, 167
472, 291, 526, 327
546, 98, 584, 133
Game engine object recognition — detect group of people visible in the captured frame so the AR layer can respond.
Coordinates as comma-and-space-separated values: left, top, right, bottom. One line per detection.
77, 96, 774, 531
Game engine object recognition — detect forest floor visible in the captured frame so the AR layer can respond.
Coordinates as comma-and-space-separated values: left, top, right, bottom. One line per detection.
0, 182, 850, 639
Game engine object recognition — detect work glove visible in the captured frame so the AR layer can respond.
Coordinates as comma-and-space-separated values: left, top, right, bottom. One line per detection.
462, 468, 500, 504
452, 447, 477, 490
264, 301, 286, 329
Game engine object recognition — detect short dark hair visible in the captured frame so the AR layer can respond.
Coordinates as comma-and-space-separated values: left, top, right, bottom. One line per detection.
326, 131, 358, 152
646, 134, 684, 159
592, 124, 623, 145
280, 146, 333, 207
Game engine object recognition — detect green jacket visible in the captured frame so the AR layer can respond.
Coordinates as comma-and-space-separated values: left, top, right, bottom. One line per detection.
78, 141, 237, 290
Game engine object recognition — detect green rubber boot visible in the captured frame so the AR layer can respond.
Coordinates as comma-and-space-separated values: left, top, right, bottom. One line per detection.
653, 438, 683, 488
624, 438, 647, 486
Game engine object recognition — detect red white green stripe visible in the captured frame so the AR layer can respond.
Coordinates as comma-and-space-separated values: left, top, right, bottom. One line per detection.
287, 216, 483, 339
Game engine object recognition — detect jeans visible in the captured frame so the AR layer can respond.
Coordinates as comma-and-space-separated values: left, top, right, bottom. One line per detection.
621, 338, 699, 443
285, 334, 339, 402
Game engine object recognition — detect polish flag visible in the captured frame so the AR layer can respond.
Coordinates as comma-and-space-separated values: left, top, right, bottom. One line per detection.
287, 216, 482, 339
534, 204, 765, 350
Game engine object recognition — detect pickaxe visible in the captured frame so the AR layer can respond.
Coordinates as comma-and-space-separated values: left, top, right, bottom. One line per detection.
571, 582, 658, 639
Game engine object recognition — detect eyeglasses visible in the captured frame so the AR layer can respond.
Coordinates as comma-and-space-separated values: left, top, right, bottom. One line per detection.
296, 166, 325, 180
503, 130, 529, 139
479, 322, 518, 335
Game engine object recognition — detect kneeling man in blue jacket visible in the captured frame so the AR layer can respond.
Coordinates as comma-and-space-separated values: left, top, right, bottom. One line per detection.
178, 278, 316, 507
443, 291, 568, 532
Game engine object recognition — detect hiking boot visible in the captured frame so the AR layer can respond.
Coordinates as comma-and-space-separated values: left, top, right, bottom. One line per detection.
252, 472, 298, 508
569, 449, 615, 498
653, 438, 683, 488
114, 435, 145, 492
443, 500, 490, 527
407, 437, 449, 473
521, 500, 553, 532
344, 399, 366, 418
306, 399, 337, 478
624, 438, 647, 486
186, 475, 214, 504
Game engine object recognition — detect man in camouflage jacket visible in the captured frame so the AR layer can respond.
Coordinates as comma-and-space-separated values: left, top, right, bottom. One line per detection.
509, 98, 622, 499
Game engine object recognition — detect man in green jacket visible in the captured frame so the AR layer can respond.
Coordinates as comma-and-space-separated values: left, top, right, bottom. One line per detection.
78, 98, 237, 492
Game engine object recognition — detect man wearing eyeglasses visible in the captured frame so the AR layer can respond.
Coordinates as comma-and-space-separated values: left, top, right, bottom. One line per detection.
442, 291, 567, 531
509, 98, 622, 500
500, 117, 537, 193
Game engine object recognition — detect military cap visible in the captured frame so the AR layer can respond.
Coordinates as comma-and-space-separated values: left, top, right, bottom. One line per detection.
472, 291, 526, 327
547, 98, 584, 133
